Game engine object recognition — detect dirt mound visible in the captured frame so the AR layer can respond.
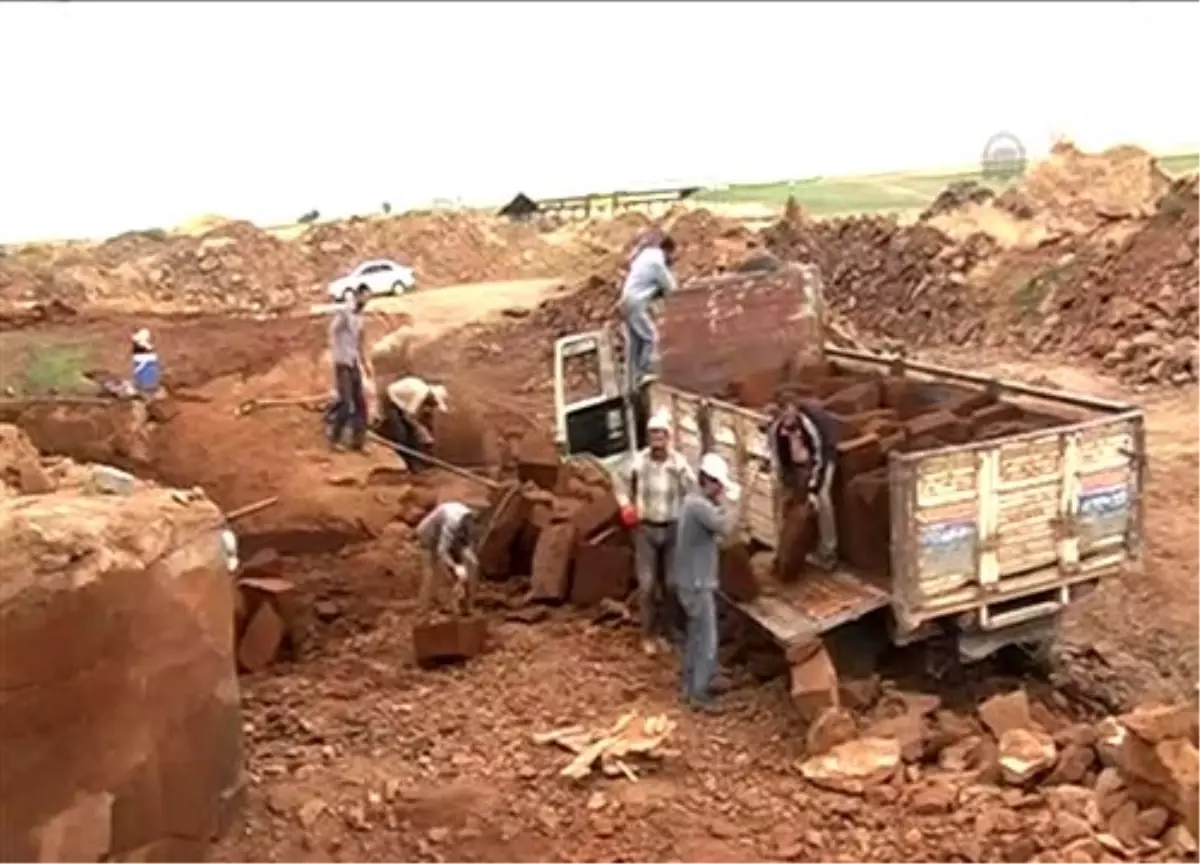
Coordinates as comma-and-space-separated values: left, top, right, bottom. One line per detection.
920, 180, 996, 221
764, 208, 998, 348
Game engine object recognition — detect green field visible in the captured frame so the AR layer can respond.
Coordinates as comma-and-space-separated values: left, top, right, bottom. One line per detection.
696, 151, 1199, 218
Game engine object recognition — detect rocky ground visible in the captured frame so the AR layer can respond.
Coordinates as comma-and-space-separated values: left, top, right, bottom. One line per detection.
0, 142, 1196, 862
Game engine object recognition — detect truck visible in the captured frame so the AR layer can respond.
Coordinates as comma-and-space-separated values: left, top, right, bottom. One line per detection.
551, 262, 1145, 698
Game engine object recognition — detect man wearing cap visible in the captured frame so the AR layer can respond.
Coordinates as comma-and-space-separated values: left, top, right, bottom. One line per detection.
376, 375, 449, 471
415, 500, 480, 617
130, 328, 161, 399
616, 410, 696, 657
327, 284, 375, 452
672, 452, 742, 711
619, 234, 678, 392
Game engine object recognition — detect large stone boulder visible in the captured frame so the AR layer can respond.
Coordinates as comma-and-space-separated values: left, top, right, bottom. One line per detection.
0, 477, 244, 861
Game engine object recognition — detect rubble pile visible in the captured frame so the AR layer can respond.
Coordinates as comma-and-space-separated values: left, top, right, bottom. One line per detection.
0, 424, 244, 861
1024, 175, 1199, 386
797, 685, 1199, 861
764, 206, 999, 348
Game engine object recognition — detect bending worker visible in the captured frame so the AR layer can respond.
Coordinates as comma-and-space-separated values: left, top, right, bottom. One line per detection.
415, 501, 480, 617
672, 452, 743, 712
620, 233, 678, 392
376, 375, 449, 471
616, 410, 695, 657
326, 284, 375, 452
764, 392, 839, 571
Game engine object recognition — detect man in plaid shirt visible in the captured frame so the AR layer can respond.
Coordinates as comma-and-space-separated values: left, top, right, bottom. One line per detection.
616, 411, 696, 656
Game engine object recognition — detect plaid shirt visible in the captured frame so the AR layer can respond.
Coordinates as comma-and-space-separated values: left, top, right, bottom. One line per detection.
622, 448, 695, 524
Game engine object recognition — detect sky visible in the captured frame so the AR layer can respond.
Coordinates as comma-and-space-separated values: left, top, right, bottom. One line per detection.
1, 1, 1196, 243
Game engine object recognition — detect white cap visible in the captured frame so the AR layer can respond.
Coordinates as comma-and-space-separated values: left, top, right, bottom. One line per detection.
647, 410, 671, 432
429, 384, 449, 412
133, 328, 152, 348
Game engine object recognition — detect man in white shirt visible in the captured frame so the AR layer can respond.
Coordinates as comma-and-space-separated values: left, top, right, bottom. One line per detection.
616, 410, 696, 656
415, 501, 479, 617
377, 376, 449, 471
620, 234, 678, 392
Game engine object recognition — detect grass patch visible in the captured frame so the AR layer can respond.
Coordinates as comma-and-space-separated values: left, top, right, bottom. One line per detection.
21, 344, 93, 395
695, 150, 1198, 217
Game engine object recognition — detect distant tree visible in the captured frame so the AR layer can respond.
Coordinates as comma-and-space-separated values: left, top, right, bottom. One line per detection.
382, 201, 392, 214
298, 210, 320, 224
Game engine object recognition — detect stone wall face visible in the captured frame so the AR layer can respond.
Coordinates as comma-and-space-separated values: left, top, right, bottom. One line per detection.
0, 487, 244, 862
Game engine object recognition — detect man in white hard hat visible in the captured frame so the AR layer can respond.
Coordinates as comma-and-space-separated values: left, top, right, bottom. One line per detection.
615, 409, 696, 657
376, 375, 449, 471
415, 500, 480, 617
671, 452, 742, 712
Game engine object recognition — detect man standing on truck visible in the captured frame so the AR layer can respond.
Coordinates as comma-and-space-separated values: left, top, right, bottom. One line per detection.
326, 284, 375, 452
672, 452, 741, 712
619, 233, 678, 392
616, 410, 695, 657
375, 375, 449, 472
765, 393, 839, 571
415, 500, 480, 617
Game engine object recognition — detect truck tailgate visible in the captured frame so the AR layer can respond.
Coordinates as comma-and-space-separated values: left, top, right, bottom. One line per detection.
732, 568, 891, 646
892, 411, 1145, 632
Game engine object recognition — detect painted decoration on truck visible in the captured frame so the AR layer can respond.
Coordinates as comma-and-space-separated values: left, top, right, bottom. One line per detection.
1077, 469, 1131, 548
916, 501, 978, 589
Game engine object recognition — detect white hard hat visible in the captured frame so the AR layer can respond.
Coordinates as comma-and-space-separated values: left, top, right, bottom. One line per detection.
647, 410, 671, 432
699, 452, 731, 486
133, 328, 152, 347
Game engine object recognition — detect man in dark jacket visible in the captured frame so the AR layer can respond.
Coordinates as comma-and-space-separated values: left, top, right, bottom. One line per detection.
764, 393, 839, 571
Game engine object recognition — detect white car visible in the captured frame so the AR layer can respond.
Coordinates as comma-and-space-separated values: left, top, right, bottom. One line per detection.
327, 259, 416, 302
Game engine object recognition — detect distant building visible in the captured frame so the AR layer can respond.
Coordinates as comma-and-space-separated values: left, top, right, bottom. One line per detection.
497, 187, 702, 222
497, 193, 540, 222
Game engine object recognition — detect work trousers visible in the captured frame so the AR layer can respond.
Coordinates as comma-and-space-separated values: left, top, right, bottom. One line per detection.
634, 523, 684, 641
677, 585, 719, 705
328, 362, 366, 451
380, 402, 429, 471
622, 299, 657, 392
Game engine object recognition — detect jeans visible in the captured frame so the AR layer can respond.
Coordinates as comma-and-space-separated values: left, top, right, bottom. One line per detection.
329, 362, 366, 450
380, 402, 429, 471
634, 523, 684, 641
623, 299, 657, 392
677, 585, 718, 704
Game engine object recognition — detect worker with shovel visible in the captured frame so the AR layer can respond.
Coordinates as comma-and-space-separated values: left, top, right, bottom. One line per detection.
672, 452, 743, 712
616, 410, 695, 657
619, 233, 678, 393
375, 375, 449, 472
325, 284, 375, 452
415, 501, 481, 617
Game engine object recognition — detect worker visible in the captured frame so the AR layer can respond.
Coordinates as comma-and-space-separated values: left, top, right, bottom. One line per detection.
619, 233, 678, 392
764, 393, 839, 571
376, 376, 449, 471
415, 501, 480, 617
326, 284, 375, 452
616, 410, 695, 657
130, 328, 160, 398
671, 452, 741, 712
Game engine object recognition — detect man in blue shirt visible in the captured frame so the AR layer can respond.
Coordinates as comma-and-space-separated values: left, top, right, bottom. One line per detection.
620, 234, 678, 392
672, 452, 740, 712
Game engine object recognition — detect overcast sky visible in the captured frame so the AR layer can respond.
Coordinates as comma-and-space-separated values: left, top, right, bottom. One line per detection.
1, 1, 1195, 243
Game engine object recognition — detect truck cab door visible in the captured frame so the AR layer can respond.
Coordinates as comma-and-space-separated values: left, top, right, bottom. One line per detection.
552, 329, 638, 464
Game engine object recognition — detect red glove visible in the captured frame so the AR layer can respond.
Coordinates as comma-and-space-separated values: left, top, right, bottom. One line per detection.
619, 504, 639, 528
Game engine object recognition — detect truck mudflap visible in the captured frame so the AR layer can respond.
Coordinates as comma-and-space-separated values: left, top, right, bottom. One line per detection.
727, 569, 891, 648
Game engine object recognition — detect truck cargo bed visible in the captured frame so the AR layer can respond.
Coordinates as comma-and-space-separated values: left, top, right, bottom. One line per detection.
729, 567, 890, 647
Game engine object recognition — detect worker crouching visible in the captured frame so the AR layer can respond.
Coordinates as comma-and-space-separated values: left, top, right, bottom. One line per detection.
415, 501, 480, 617
672, 453, 740, 712
377, 376, 449, 471
616, 411, 695, 657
